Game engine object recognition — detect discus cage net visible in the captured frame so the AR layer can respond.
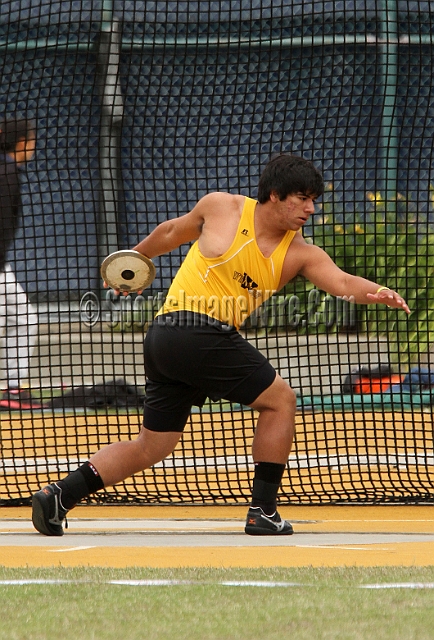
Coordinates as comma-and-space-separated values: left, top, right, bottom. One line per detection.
1, 1, 434, 506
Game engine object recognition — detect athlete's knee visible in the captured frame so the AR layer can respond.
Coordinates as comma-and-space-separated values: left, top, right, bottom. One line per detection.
276, 380, 296, 415
250, 374, 296, 414
135, 426, 182, 467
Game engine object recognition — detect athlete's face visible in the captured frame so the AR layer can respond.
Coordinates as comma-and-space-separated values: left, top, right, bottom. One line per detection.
272, 191, 317, 231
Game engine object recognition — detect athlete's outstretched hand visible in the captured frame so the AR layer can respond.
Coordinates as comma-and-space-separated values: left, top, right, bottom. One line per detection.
366, 288, 410, 314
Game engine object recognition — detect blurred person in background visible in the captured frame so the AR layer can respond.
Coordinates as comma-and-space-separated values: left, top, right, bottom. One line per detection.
0, 116, 39, 409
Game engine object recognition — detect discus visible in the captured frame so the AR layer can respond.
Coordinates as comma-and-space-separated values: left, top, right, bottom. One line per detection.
101, 250, 156, 293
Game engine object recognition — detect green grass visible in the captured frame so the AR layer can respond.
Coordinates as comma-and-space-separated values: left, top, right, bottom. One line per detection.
2, 566, 434, 639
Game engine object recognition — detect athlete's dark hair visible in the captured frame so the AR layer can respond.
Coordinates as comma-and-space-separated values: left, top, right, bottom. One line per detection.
0, 117, 35, 154
257, 154, 324, 204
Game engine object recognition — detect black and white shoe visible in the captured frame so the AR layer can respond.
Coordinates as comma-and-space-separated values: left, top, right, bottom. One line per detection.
244, 506, 293, 536
32, 483, 68, 536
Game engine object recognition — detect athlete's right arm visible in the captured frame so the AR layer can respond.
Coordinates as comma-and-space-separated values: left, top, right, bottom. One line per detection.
132, 193, 221, 258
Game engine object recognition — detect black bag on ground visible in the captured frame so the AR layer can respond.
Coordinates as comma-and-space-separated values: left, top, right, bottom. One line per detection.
47, 379, 145, 409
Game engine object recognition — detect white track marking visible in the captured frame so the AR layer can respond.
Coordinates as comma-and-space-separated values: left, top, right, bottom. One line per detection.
47, 546, 95, 552
3, 451, 433, 474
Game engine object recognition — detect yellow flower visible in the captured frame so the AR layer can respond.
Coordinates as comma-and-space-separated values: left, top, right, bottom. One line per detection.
367, 191, 383, 202
354, 224, 364, 234
334, 224, 344, 235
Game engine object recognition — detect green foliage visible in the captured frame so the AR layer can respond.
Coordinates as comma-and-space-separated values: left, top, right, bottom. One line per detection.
311, 187, 434, 364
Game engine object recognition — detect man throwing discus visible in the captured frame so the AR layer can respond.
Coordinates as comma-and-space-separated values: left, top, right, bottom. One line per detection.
32, 154, 410, 536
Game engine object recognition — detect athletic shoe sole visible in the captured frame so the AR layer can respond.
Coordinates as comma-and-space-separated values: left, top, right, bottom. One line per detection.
32, 490, 64, 537
245, 509, 294, 536
245, 523, 294, 535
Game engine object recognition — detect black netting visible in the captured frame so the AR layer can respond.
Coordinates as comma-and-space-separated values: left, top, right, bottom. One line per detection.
1, 1, 434, 506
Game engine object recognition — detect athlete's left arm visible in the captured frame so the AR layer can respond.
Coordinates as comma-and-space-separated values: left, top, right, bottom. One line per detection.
290, 240, 410, 314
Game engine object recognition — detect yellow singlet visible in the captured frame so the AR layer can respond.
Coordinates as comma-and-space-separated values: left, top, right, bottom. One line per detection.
157, 196, 297, 329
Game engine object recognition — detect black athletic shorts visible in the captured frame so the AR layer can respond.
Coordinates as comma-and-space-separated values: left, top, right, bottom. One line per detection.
143, 311, 276, 432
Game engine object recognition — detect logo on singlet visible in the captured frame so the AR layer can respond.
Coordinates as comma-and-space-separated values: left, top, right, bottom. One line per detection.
240, 273, 258, 290
233, 271, 261, 298
241, 228, 249, 236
